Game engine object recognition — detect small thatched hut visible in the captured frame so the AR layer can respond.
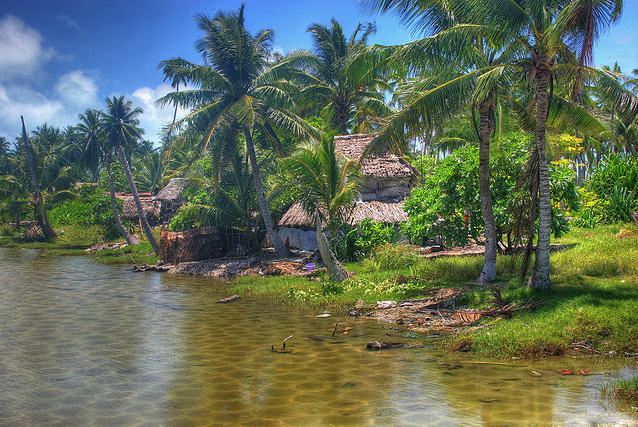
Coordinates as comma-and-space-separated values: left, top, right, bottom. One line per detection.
120, 179, 186, 225
155, 178, 186, 220
278, 134, 417, 250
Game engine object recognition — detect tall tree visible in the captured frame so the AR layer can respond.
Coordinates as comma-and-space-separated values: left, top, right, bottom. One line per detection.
74, 109, 104, 181
365, 0, 621, 290
102, 95, 158, 254
20, 117, 56, 240
304, 19, 392, 134
157, 5, 316, 257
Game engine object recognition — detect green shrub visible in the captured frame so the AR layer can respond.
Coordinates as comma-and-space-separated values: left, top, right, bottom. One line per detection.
363, 243, 420, 271
56, 225, 105, 248
333, 220, 400, 261
48, 188, 128, 241
586, 154, 638, 224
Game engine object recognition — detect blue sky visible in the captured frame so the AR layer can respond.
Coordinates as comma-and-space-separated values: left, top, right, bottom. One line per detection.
1, 0, 637, 144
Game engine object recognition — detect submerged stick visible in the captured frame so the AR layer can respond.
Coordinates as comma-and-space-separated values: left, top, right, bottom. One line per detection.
332, 321, 339, 337
283, 335, 293, 349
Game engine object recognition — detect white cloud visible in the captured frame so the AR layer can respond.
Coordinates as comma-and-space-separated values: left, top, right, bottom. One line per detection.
0, 71, 100, 139
0, 15, 56, 82
126, 83, 188, 144
57, 15, 82, 32
54, 70, 99, 109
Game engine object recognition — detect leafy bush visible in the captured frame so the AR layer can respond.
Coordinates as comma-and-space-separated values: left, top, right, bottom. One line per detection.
48, 188, 128, 241
332, 220, 400, 261
586, 154, 638, 223
56, 225, 105, 248
403, 132, 579, 247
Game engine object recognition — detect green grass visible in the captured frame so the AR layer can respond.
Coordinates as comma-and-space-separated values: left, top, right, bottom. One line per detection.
452, 224, 638, 357
601, 377, 638, 417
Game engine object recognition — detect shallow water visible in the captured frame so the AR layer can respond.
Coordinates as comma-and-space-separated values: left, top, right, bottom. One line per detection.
0, 248, 636, 426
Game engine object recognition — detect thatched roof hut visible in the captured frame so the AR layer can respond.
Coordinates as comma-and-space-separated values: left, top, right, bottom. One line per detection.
278, 134, 416, 250
121, 193, 161, 222
155, 178, 186, 204
120, 179, 186, 225
279, 200, 408, 231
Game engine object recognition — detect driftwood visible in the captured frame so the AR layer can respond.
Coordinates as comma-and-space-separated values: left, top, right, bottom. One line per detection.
366, 340, 404, 350
271, 335, 293, 353
131, 263, 170, 272
217, 295, 240, 303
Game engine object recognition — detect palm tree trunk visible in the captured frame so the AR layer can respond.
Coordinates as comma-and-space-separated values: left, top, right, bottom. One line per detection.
477, 106, 497, 284
243, 127, 288, 257
20, 116, 56, 241
315, 211, 348, 282
117, 145, 159, 255
106, 152, 135, 245
529, 70, 552, 291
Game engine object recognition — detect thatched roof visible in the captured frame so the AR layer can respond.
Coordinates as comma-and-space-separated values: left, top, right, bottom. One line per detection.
334, 134, 417, 179
156, 178, 185, 202
278, 201, 408, 230
121, 198, 161, 221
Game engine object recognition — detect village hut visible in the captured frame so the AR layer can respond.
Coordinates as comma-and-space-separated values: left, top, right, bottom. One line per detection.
120, 192, 161, 224
278, 134, 417, 250
120, 178, 186, 225
155, 178, 186, 220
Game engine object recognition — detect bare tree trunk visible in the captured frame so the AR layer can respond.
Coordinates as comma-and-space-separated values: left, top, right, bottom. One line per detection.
477, 106, 497, 284
117, 145, 159, 255
529, 70, 552, 291
106, 151, 135, 245
243, 127, 288, 257
20, 116, 56, 241
315, 211, 348, 282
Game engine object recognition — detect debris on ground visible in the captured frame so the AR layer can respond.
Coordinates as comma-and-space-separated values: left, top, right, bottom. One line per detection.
218, 295, 240, 303
131, 263, 170, 272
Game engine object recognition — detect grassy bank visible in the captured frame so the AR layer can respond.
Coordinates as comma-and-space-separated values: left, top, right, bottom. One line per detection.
601, 377, 638, 417
231, 225, 638, 359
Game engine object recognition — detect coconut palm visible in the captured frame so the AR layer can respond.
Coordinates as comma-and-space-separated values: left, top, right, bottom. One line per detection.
283, 136, 361, 281
365, 0, 621, 290
157, 5, 316, 257
73, 109, 104, 181
304, 19, 392, 135
102, 95, 158, 254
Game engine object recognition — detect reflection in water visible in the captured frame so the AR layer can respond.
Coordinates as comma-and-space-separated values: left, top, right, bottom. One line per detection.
0, 248, 635, 426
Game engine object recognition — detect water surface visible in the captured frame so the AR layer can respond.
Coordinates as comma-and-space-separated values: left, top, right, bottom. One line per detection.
0, 248, 636, 426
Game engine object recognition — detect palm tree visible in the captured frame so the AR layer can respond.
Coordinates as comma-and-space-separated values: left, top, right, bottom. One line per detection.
283, 136, 361, 281
304, 19, 392, 134
102, 95, 158, 254
151, 59, 190, 194
18, 117, 57, 240
365, 0, 621, 290
157, 5, 316, 257
74, 109, 104, 181
488, 0, 622, 290
363, 1, 520, 283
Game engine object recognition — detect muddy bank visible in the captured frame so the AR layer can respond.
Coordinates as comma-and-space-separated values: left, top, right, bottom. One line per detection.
166, 249, 318, 278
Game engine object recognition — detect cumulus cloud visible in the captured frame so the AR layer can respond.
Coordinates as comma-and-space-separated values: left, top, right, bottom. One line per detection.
54, 70, 99, 109
0, 15, 56, 82
127, 83, 188, 143
0, 70, 101, 139
0, 14, 181, 144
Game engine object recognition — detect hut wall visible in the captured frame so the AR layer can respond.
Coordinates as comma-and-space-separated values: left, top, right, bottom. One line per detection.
160, 226, 247, 264
279, 227, 317, 251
